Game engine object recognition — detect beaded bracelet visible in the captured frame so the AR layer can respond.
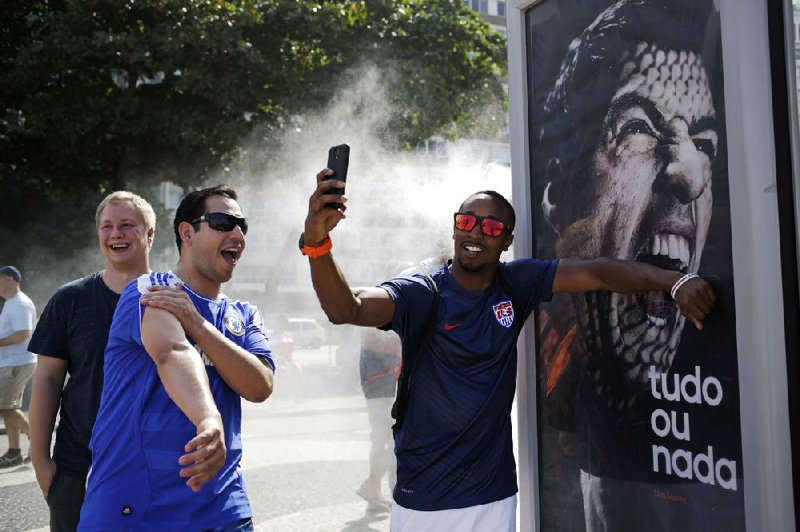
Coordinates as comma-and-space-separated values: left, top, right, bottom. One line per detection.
670, 273, 699, 300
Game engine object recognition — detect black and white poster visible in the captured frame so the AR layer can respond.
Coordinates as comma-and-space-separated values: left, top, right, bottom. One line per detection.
526, 0, 746, 530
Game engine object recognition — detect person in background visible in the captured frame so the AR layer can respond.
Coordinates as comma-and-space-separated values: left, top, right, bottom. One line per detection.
0, 265, 37, 468
356, 327, 400, 513
28, 191, 155, 531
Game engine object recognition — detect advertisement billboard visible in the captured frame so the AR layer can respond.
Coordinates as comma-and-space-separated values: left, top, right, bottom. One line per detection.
524, 1, 745, 529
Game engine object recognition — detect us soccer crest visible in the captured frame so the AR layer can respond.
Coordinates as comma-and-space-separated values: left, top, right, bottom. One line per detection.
493, 301, 514, 328
224, 314, 245, 336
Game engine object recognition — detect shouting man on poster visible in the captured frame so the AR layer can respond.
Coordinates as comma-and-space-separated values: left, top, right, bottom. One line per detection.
533, 0, 742, 530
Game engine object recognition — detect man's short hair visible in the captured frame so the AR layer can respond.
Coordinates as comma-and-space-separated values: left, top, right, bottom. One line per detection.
535, 0, 718, 185
460, 190, 516, 233
0, 266, 22, 283
173, 185, 239, 251
95, 191, 157, 233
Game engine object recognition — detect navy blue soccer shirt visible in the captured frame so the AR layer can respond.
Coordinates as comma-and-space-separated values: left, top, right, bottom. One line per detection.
381, 258, 558, 511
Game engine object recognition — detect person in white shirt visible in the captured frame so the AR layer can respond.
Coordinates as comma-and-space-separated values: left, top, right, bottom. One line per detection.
0, 265, 37, 468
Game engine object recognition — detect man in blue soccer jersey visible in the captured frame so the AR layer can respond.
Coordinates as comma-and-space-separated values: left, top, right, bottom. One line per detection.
80, 185, 274, 532
301, 172, 716, 531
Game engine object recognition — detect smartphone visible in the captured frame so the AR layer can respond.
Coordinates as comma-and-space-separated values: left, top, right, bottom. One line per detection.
325, 143, 350, 209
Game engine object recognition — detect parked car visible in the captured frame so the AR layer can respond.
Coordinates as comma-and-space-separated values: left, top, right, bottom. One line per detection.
287, 318, 326, 348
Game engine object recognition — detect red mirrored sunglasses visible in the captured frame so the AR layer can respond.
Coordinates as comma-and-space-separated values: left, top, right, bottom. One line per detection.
453, 212, 510, 237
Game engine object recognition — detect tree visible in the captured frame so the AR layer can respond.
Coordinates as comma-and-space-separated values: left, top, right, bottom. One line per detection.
1, 1, 299, 193
250, 0, 508, 146
0, 0, 505, 293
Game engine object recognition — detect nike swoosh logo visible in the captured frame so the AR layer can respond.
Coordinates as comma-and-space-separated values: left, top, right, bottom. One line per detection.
443, 322, 462, 331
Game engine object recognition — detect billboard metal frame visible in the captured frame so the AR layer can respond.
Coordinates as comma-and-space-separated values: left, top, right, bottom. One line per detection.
769, 0, 800, 526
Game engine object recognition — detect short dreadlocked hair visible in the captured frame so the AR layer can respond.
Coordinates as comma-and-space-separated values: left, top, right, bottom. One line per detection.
460, 190, 515, 233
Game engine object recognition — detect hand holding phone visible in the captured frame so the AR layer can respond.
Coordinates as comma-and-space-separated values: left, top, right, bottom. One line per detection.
325, 143, 349, 209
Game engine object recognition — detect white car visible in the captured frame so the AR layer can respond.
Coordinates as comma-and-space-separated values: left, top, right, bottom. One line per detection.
287, 318, 326, 348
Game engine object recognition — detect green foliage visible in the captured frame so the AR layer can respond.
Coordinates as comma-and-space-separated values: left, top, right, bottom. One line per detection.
276, 0, 508, 146
0, 0, 506, 272
2, 0, 283, 193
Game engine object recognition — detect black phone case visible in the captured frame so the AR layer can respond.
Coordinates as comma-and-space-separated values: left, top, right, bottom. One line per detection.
326, 143, 349, 208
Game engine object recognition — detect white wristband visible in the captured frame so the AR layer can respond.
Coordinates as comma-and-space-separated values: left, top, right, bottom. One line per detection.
670, 273, 699, 300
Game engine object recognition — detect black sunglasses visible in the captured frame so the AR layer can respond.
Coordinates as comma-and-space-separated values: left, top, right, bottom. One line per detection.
190, 212, 248, 235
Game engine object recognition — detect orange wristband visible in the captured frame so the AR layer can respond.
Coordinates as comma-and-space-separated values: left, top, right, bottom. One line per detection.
299, 233, 332, 259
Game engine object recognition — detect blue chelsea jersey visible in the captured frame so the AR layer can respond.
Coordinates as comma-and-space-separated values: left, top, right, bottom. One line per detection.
381, 259, 558, 512
80, 272, 273, 531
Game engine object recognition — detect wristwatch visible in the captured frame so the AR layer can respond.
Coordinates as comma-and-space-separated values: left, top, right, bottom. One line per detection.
299, 232, 333, 259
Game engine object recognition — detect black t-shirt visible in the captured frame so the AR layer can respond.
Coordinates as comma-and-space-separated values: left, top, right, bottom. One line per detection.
28, 272, 120, 477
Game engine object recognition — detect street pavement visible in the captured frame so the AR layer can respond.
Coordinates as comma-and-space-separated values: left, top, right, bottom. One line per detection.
0, 348, 393, 532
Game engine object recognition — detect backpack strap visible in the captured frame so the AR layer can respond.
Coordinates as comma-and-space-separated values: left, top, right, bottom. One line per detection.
391, 275, 440, 434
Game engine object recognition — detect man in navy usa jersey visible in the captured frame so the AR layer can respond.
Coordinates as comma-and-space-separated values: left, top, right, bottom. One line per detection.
301, 172, 715, 531
80, 185, 274, 531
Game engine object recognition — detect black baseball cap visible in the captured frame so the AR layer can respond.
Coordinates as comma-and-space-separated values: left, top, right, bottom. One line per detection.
0, 266, 22, 282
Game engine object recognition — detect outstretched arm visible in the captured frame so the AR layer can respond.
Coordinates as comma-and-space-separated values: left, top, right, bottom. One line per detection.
304, 168, 395, 327
552, 258, 716, 329
141, 306, 226, 492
